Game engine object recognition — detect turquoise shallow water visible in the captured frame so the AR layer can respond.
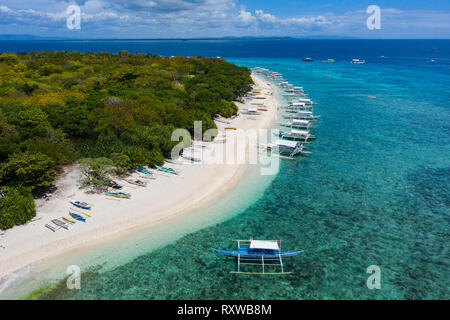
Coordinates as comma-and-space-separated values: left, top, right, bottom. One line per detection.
1, 40, 449, 299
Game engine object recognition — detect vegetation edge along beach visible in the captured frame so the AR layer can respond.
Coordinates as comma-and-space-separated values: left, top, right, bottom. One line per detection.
0, 52, 281, 296
0, 51, 253, 229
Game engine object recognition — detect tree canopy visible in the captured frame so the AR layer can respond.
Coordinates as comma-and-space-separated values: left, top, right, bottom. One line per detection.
0, 51, 253, 229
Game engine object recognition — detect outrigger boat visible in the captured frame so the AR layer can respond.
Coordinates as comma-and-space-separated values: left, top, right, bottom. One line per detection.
213, 239, 303, 275
62, 217, 75, 224
45, 224, 56, 232
70, 200, 91, 210
351, 58, 366, 64
69, 211, 86, 222
265, 140, 311, 157
105, 191, 131, 199
279, 129, 316, 142
283, 111, 320, 121
98, 178, 122, 189
109, 181, 123, 189
279, 119, 312, 130
292, 98, 315, 105
72, 209, 92, 218
136, 166, 153, 175
283, 103, 312, 110
244, 108, 261, 115
155, 165, 180, 175
52, 219, 68, 230
125, 178, 147, 187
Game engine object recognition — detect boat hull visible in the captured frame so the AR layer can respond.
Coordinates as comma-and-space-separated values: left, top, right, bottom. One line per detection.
70, 201, 91, 210
213, 248, 303, 258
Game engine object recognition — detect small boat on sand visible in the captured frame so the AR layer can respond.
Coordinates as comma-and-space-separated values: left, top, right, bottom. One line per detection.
125, 179, 147, 187
52, 219, 68, 230
155, 165, 180, 174
62, 217, 75, 224
70, 200, 91, 210
69, 211, 86, 222
105, 191, 131, 199
98, 178, 122, 189
45, 224, 56, 232
136, 166, 153, 175
72, 209, 92, 218
244, 108, 261, 115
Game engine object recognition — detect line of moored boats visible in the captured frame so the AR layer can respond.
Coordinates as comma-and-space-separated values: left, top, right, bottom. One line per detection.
253, 67, 321, 159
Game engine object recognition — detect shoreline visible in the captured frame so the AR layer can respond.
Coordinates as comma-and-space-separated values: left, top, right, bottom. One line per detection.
0, 73, 280, 292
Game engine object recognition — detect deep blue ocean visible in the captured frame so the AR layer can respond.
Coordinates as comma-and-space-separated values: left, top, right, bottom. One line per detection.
1, 40, 449, 299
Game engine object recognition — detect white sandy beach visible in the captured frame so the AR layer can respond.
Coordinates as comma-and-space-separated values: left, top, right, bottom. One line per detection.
0, 74, 279, 287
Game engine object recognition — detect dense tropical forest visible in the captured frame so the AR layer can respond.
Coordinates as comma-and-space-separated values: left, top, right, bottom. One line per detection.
0, 51, 253, 229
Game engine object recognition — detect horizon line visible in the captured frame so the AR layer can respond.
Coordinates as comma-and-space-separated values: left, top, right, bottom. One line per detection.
1, 37, 450, 41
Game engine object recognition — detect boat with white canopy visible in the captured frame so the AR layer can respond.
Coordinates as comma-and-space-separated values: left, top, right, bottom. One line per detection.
351, 58, 366, 64
279, 129, 316, 142
264, 139, 311, 157
283, 111, 320, 121
213, 239, 303, 275
283, 102, 312, 110
279, 119, 312, 129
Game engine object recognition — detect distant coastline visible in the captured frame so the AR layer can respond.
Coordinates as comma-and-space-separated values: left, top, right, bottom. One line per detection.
0, 35, 360, 41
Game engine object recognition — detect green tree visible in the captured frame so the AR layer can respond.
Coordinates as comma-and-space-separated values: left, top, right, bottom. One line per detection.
0, 152, 57, 188
110, 153, 131, 175
0, 186, 36, 230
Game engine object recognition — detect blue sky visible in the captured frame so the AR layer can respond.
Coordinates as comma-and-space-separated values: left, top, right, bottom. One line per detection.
0, 0, 449, 38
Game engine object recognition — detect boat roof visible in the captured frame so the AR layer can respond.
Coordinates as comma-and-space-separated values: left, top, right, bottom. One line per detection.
293, 119, 309, 124
250, 240, 280, 250
274, 139, 298, 148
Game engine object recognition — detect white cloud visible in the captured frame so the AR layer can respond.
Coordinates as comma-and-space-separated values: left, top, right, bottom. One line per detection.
0, 1, 447, 38
0, 5, 12, 13
255, 10, 277, 24
236, 9, 256, 26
